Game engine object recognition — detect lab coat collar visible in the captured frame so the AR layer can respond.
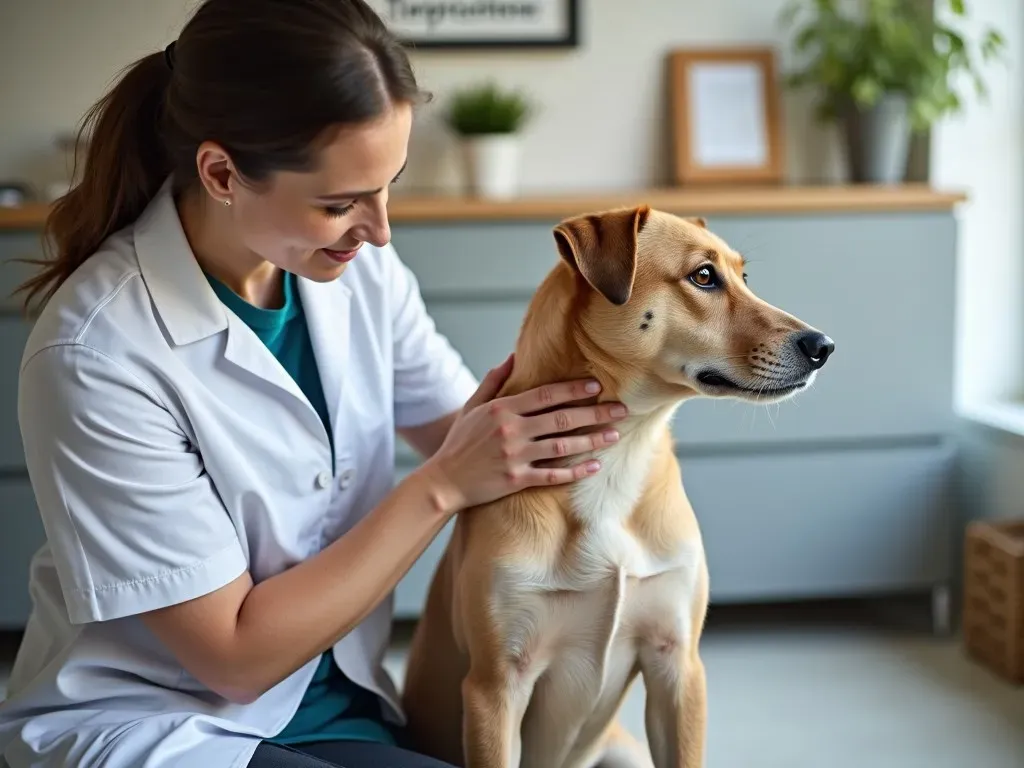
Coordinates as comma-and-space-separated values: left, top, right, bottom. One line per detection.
134, 178, 353, 462
133, 180, 312, 415
134, 178, 228, 346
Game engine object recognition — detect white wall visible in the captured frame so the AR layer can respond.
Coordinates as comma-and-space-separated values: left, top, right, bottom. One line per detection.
0, 0, 846, 197
926, 0, 1024, 585
0, 1, 192, 192
404, 1, 849, 193
930, 0, 1024, 410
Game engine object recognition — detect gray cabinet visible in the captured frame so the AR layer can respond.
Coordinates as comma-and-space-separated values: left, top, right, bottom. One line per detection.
0, 233, 45, 629
0, 480, 44, 627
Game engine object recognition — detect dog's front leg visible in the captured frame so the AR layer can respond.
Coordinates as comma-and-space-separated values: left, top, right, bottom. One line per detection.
640, 565, 709, 768
639, 641, 706, 768
641, 651, 707, 768
461, 661, 533, 768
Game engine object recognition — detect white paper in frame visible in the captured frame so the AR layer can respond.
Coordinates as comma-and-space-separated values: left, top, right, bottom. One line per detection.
669, 48, 785, 185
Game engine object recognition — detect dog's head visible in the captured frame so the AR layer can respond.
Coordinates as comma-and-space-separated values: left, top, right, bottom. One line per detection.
554, 205, 833, 406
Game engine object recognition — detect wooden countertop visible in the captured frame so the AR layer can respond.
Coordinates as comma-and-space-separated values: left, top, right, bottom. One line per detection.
0, 184, 966, 231
387, 184, 966, 222
0, 203, 51, 231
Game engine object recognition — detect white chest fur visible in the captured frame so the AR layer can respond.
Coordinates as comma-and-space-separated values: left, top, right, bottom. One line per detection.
564, 405, 688, 582
490, 402, 703, 659
571, 406, 672, 516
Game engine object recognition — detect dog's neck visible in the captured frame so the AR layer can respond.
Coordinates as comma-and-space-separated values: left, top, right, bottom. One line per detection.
499, 266, 635, 404
502, 265, 679, 524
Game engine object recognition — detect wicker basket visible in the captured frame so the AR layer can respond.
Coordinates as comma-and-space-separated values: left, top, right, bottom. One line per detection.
963, 519, 1024, 684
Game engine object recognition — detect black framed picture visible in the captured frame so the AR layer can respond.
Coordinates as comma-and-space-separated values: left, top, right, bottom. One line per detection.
368, 0, 579, 49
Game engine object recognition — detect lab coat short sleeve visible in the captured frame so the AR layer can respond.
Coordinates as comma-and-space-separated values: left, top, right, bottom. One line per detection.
385, 245, 480, 428
18, 343, 248, 625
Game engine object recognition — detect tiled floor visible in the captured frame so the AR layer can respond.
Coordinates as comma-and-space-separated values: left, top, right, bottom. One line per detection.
3, 600, 1023, 767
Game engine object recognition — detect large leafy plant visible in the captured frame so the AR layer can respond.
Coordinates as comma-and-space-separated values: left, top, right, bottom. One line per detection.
446, 82, 533, 136
779, 0, 1005, 130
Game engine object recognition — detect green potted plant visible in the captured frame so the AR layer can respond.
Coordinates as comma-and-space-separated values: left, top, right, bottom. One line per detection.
779, 0, 1004, 184
445, 81, 534, 199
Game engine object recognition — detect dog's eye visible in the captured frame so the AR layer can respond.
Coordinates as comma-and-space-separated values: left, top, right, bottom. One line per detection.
689, 266, 718, 289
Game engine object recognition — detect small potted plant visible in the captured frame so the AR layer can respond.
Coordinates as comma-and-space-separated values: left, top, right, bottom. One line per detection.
779, 0, 1004, 184
445, 81, 533, 199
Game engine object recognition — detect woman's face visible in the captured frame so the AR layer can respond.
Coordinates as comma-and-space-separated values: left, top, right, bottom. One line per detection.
202, 101, 413, 285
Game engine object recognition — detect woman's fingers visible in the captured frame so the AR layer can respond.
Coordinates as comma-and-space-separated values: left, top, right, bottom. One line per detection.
520, 460, 603, 488
518, 402, 628, 440
458, 374, 629, 497
501, 379, 603, 416
523, 429, 620, 463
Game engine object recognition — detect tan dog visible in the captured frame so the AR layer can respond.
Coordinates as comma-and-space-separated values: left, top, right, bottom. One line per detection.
401, 206, 833, 768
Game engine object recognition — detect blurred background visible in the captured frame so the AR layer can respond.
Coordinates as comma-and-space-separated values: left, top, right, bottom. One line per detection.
1, 1, 1023, 766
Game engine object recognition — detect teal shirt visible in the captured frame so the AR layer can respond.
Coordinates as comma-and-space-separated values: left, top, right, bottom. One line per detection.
205, 270, 396, 747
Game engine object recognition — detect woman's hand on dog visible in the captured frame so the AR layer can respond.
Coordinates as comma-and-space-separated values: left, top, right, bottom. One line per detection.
421, 353, 628, 511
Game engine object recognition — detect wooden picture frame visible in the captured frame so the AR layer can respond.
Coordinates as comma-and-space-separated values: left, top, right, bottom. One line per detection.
368, 0, 579, 50
668, 47, 784, 186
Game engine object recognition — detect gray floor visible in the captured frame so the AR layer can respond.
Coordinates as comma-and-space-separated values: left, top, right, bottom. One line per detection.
2, 600, 1023, 767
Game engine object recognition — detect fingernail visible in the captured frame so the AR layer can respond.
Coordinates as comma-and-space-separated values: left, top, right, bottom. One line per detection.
585, 380, 601, 394
604, 430, 620, 443
586, 460, 601, 474
610, 405, 628, 418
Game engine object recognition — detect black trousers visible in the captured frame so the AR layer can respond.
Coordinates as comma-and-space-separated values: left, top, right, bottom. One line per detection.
247, 740, 458, 768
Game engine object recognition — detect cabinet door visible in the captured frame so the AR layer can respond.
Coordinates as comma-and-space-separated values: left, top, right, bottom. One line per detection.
391, 441, 956, 617
392, 211, 957, 447
0, 232, 45, 313
680, 440, 956, 602
671, 213, 957, 446
0, 318, 33, 470
0, 478, 45, 629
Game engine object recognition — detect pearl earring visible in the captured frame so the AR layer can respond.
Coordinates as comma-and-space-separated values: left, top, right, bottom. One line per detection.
223, 199, 231, 207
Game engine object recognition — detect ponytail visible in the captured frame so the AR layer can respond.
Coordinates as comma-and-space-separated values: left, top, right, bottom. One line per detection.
17, 50, 173, 312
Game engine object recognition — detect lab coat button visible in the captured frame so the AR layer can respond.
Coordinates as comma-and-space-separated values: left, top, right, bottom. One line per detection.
315, 471, 331, 489
339, 469, 355, 490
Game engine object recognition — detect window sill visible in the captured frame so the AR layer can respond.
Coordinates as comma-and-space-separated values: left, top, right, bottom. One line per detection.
959, 400, 1024, 441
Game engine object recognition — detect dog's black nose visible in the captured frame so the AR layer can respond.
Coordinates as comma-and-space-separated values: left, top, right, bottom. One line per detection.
796, 331, 834, 369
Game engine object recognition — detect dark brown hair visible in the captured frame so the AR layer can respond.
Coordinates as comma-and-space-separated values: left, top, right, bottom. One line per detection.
17, 0, 423, 311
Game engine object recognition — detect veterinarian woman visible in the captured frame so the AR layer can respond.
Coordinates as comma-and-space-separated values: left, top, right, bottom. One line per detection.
0, 2, 628, 766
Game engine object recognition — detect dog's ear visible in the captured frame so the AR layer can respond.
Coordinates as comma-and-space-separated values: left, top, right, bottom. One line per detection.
686, 216, 707, 229
553, 205, 649, 306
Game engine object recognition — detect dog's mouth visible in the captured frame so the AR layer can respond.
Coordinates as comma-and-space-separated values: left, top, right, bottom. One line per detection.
695, 370, 808, 399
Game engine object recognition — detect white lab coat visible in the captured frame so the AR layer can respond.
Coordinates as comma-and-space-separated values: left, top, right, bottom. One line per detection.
0, 180, 478, 768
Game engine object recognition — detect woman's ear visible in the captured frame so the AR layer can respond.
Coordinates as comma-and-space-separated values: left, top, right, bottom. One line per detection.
553, 205, 649, 306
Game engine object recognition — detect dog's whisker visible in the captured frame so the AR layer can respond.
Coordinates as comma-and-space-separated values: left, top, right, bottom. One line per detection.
749, 371, 789, 383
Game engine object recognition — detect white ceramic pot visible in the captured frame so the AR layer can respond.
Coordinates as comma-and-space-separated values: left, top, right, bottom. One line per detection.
461, 134, 521, 199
